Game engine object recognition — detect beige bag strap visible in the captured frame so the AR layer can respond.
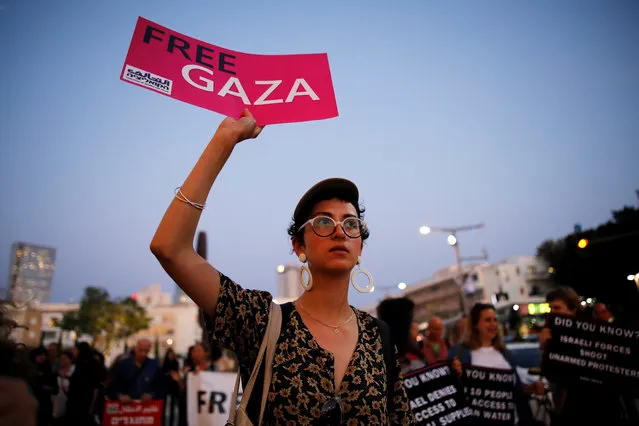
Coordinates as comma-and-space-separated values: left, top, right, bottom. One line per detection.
227, 301, 282, 426
258, 301, 282, 423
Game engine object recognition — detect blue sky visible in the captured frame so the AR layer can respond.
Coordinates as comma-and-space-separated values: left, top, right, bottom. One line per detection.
1, 0, 637, 309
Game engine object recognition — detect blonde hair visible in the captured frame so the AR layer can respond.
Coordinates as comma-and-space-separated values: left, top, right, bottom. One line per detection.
461, 303, 506, 351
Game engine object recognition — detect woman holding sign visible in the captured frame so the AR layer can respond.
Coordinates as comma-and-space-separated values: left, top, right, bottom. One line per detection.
150, 110, 414, 425
448, 303, 538, 425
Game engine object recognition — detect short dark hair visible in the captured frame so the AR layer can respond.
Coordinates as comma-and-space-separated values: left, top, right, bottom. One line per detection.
546, 286, 581, 311
376, 297, 418, 357
287, 178, 370, 246
287, 197, 369, 245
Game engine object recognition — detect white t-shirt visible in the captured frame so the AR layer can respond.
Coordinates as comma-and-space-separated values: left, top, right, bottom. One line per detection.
470, 346, 512, 370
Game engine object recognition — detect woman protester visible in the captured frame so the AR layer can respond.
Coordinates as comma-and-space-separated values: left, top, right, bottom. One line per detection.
377, 297, 428, 374
448, 303, 540, 425
66, 342, 101, 426
150, 110, 414, 425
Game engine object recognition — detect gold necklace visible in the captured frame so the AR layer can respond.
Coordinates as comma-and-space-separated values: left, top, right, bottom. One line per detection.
297, 302, 356, 334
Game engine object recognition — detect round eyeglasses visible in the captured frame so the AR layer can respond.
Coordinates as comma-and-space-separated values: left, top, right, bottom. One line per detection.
298, 215, 366, 239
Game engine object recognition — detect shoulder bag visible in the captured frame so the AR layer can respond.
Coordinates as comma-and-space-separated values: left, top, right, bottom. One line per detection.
226, 301, 282, 426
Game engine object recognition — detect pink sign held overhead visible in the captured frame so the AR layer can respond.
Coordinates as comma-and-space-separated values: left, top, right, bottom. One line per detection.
120, 17, 339, 125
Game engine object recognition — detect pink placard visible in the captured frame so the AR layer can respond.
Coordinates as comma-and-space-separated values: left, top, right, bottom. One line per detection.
102, 400, 163, 426
120, 17, 339, 125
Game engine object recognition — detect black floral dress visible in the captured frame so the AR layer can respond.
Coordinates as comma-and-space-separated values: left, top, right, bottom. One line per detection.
205, 272, 415, 425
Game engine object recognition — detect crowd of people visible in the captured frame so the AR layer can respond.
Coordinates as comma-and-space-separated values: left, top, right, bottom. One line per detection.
145, 111, 638, 425
1, 287, 635, 426
0, 336, 109, 426
377, 287, 639, 426
1, 111, 636, 425
0, 312, 238, 426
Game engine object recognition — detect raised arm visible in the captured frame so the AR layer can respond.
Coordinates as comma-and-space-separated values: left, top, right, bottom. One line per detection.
150, 110, 264, 315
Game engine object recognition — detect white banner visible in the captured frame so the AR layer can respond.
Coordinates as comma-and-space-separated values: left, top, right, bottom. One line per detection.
186, 371, 242, 426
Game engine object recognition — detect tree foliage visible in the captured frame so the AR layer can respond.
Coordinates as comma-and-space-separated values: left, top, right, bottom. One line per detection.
536, 205, 639, 316
56, 287, 149, 354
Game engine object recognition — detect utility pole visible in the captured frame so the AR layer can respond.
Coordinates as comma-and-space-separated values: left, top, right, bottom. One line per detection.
419, 223, 487, 315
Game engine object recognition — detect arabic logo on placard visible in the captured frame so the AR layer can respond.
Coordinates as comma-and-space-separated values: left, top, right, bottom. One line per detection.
123, 65, 172, 95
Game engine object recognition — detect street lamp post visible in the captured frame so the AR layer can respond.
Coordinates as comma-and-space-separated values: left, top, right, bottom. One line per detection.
419, 223, 486, 315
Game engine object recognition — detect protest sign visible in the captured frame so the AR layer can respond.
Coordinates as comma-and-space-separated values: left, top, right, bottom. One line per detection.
102, 400, 163, 426
404, 363, 473, 426
187, 371, 241, 426
461, 366, 517, 426
543, 314, 639, 394
121, 17, 338, 125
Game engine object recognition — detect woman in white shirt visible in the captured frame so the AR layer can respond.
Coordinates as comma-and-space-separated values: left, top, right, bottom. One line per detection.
448, 303, 540, 425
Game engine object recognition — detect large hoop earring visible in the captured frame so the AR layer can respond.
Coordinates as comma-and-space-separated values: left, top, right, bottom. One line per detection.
351, 256, 374, 293
298, 254, 313, 291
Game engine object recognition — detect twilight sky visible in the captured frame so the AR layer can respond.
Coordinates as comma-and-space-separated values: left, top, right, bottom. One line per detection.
1, 0, 637, 309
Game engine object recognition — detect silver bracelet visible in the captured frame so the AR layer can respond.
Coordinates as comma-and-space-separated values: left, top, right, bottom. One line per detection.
174, 187, 206, 210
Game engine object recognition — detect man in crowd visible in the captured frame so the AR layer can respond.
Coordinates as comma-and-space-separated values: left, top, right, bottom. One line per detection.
108, 338, 165, 404
593, 303, 614, 322
541, 287, 636, 425
47, 342, 60, 373
421, 316, 449, 364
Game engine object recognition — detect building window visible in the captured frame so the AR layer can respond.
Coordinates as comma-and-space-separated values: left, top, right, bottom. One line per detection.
515, 267, 520, 276
495, 291, 509, 302
42, 331, 56, 339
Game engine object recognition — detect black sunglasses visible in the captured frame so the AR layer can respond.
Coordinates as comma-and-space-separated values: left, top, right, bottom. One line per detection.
319, 396, 343, 425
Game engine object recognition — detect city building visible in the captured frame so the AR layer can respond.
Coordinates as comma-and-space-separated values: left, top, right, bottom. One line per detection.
6, 302, 91, 349
7, 242, 57, 304
116, 284, 201, 359
38, 303, 84, 348
133, 284, 172, 307
362, 255, 554, 335
8, 283, 202, 364
474, 255, 555, 310
113, 303, 201, 361
6, 306, 44, 348
174, 285, 194, 305
398, 264, 486, 326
